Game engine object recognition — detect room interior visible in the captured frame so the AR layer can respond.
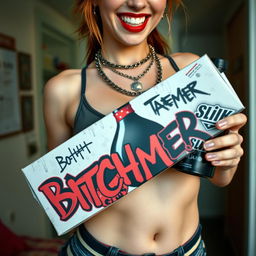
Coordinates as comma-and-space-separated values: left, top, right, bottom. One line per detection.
0, 0, 255, 255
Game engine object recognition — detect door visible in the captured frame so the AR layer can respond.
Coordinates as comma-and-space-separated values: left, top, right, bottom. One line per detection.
225, 3, 248, 255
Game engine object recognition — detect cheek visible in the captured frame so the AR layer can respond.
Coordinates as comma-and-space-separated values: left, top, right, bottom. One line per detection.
98, 0, 122, 10
150, 0, 167, 13
98, 0, 122, 22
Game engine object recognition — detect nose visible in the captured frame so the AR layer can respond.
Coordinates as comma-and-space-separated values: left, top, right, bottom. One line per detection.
126, 0, 147, 11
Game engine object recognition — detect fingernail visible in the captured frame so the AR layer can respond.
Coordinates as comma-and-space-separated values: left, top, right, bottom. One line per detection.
218, 120, 227, 128
204, 142, 214, 149
207, 153, 217, 160
213, 160, 221, 165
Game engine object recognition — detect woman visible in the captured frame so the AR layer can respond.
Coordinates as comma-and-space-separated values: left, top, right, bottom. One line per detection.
44, 0, 247, 255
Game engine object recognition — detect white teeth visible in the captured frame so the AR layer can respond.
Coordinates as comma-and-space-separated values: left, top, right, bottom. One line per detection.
121, 16, 146, 26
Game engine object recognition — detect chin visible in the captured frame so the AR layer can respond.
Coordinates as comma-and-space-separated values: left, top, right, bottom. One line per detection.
116, 34, 149, 47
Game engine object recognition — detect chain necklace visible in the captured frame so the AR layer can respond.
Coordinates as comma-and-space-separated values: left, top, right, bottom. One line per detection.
98, 45, 153, 69
99, 46, 155, 92
95, 47, 163, 97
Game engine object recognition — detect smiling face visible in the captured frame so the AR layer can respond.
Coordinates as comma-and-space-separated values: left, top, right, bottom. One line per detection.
95, 0, 167, 47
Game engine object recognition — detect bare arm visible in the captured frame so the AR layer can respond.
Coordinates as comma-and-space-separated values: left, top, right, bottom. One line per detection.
43, 74, 72, 151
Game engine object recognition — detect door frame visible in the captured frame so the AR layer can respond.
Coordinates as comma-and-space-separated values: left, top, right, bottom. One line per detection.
34, 6, 78, 237
34, 7, 78, 155
247, 0, 256, 254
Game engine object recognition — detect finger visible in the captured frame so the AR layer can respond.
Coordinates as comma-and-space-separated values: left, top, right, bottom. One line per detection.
204, 133, 243, 151
210, 158, 241, 167
205, 147, 244, 161
216, 113, 247, 132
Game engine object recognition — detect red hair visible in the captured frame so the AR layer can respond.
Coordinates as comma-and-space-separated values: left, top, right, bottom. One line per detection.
74, 0, 184, 64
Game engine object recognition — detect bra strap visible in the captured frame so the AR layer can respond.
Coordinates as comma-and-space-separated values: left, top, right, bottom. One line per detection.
81, 66, 87, 95
165, 55, 180, 72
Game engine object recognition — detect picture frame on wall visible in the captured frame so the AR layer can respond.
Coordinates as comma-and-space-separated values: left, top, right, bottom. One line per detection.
21, 95, 34, 132
0, 33, 16, 50
18, 52, 32, 90
0, 44, 22, 138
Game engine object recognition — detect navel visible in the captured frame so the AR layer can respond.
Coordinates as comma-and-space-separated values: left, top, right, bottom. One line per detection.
153, 232, 159, 241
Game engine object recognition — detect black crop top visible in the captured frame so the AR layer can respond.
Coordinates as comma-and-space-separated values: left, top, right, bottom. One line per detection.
73, 55, 180, 135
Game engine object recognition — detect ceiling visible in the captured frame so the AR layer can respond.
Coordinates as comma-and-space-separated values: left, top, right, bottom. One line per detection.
40, 0, 243, 33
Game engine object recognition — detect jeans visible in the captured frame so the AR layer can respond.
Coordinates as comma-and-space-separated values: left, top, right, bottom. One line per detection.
59, 224, 207, 256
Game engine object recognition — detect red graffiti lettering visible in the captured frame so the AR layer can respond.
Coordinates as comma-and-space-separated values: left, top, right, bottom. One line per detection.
65, 163, 101, 211
136, 135, 174, 180
38, 178, 78, 221
112, 144, 143, 185
38, 111, 211, 222
96, 157, 124, 197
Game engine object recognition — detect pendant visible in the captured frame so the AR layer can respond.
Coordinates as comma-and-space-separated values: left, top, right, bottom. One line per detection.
131, 81, 143, 92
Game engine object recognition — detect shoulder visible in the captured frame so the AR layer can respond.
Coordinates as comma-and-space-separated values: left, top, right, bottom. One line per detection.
44, 69, 81, 96
169, 52, 200, 69
44, 69, 81, 106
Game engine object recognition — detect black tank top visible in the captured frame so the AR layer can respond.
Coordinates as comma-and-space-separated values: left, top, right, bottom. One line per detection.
73, 55, 180, 134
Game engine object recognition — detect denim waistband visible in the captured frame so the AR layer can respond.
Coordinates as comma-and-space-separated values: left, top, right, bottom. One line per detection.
72, 224, 202, 256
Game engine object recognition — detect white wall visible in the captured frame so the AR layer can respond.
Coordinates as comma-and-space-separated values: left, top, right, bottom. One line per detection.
0, 0, 82, 238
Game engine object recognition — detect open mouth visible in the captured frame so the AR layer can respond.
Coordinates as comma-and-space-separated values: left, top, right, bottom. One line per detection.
117, 13, 151, 33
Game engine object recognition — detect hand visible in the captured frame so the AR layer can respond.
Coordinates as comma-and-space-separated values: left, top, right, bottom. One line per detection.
203, 113, 247, 186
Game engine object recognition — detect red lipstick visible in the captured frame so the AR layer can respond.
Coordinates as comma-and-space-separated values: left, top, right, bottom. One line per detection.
117, 12, 151, 33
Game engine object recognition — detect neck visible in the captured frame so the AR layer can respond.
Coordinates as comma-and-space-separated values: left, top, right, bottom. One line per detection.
101, 41, 151, 66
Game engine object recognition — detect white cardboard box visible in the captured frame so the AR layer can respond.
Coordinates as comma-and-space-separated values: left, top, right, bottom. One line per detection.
22, 55, 244, 235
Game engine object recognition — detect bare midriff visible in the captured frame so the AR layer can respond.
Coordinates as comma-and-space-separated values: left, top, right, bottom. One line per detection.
84, 167, 200, 255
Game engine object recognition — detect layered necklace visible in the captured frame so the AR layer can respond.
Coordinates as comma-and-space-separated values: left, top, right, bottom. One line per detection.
95, 45, 162, 96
